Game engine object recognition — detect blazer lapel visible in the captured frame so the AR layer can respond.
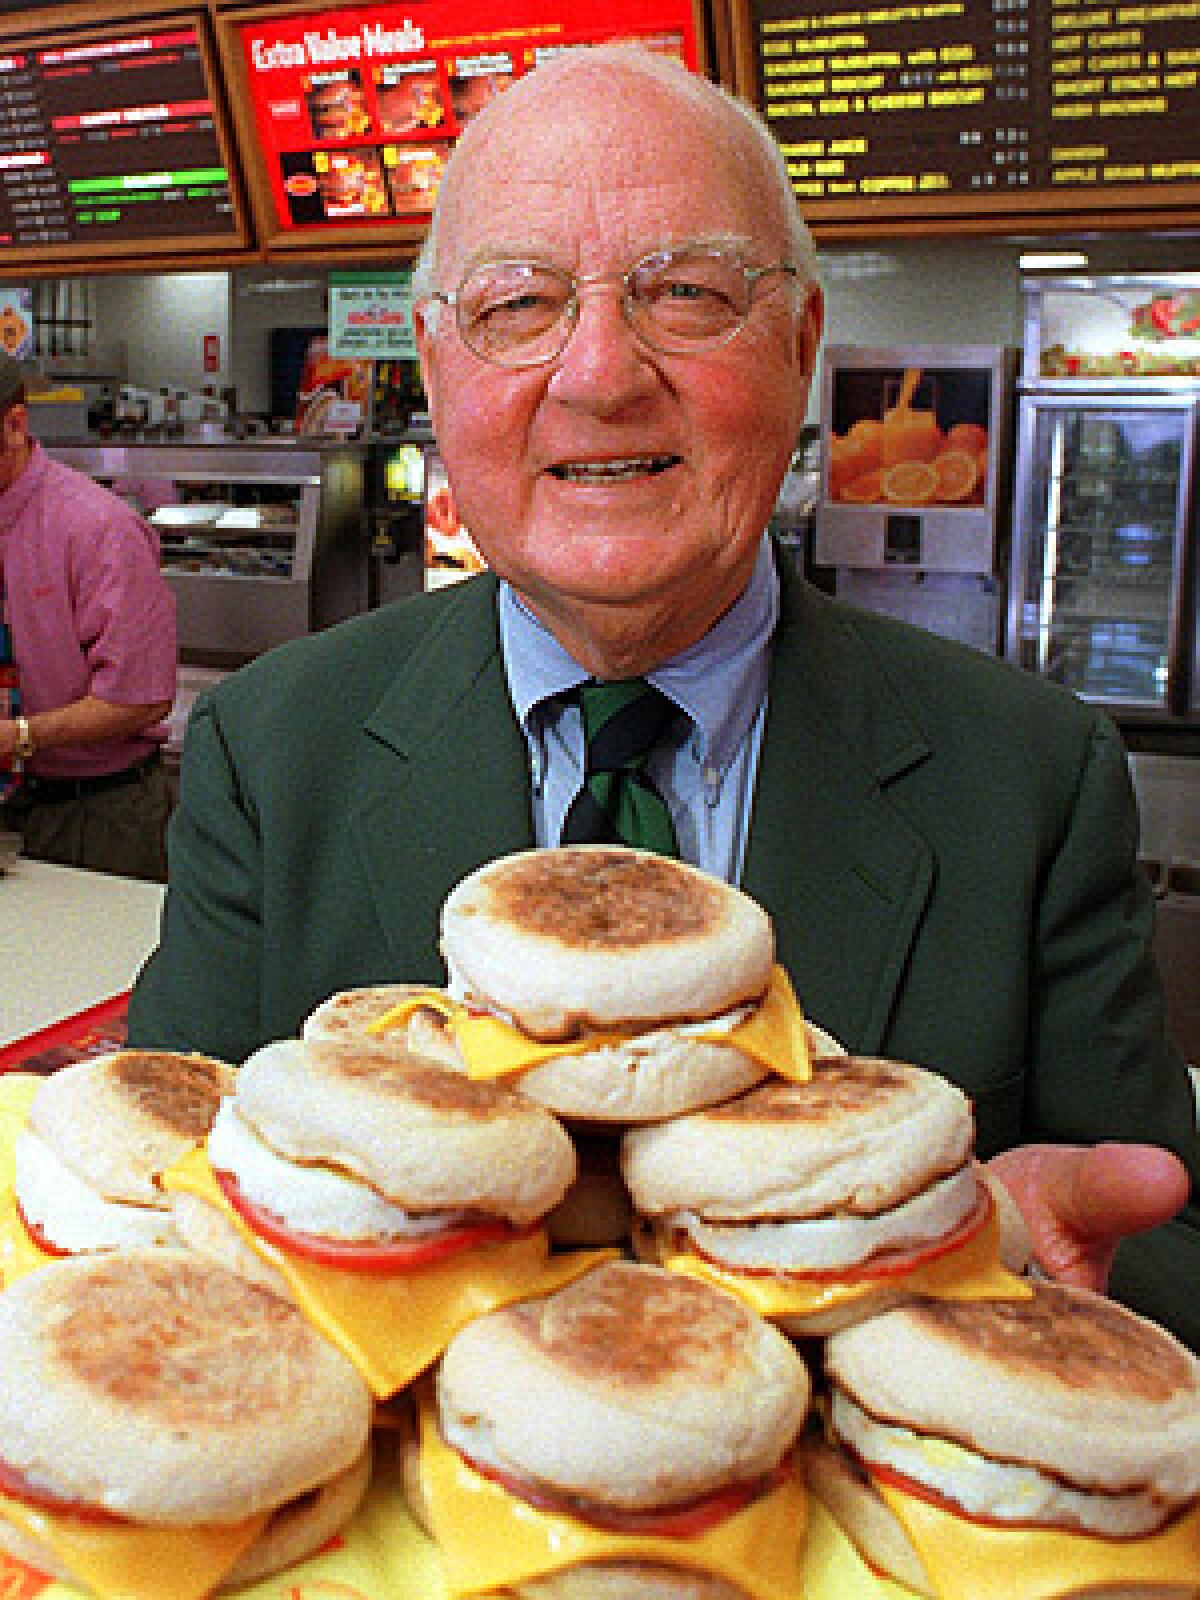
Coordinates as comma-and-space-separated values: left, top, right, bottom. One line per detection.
348, 578, 535, 971
743, 566, 935, 1054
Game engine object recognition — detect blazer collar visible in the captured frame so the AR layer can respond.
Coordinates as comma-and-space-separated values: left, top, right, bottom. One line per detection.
743, 559, 936, 1052
350, 577, 535, 967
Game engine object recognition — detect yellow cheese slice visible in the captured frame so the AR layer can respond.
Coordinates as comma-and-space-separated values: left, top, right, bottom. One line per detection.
0, 1076, 38, 1194
367, 964, 812, 1084
0, 1487, 267, 1600
161, 1148, 616, 1400
415, 1388, 807, 1600
873, 1473, 1200, 1599
0, 1185, 56, 1288
656, 1200, 1032, 1320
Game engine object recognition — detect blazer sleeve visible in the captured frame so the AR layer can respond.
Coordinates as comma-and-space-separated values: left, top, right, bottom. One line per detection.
1027, 712, 1200, 1350
126, 693, 266, 1061
1026, 715, 1194, 1155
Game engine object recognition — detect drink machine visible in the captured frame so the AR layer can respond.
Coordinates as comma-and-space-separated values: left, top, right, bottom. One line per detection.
814, 345, 1017, 652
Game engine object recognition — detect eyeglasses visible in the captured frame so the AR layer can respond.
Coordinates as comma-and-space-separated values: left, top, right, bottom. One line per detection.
421, 245, 800, 368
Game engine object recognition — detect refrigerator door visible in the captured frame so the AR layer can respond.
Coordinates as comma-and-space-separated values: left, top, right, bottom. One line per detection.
1007, 392, 1197, 713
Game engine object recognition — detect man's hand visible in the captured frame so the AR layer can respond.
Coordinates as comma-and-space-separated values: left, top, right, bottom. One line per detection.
987, 1142, 1191, 1291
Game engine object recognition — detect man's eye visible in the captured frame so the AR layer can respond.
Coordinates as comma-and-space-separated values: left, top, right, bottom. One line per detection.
664, 278, 718, 299
470, 287, 565, 334
644, 278, 739, 324
482, 291, 554, 317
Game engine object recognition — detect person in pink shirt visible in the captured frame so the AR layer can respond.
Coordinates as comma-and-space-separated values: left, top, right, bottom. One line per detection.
0, 350, 177, 880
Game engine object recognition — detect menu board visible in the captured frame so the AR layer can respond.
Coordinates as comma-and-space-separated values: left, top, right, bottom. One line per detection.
729, 0, 1200, 230
0, 14, 248, 266
222, 0, 701, 247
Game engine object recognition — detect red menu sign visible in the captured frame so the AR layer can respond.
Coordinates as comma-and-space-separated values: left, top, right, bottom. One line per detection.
235, 0, 700, 234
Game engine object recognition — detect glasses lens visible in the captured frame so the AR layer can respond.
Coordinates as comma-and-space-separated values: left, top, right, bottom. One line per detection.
455, 262, 572, 364
628, 249, 751, 349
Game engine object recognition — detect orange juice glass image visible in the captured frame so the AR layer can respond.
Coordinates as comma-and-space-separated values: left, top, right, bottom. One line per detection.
881, 369, 943, 465
827, 368, 989, 505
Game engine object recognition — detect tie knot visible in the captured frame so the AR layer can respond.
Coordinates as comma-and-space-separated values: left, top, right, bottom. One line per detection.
576, 678, 679, 776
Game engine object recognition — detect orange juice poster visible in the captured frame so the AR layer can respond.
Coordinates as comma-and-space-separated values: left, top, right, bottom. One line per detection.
826, 364, 992, 509
237, 0, 700, 234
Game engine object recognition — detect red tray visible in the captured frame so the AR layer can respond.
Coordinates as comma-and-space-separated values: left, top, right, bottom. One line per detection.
0, 993, 129, 1076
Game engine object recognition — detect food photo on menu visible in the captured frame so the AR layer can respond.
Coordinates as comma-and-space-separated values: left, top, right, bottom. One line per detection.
385, 145, 448, 216
374, 62, 447, 134
304, 68, 374, 140
317, 147, 391, 219
448, 56, 514, 125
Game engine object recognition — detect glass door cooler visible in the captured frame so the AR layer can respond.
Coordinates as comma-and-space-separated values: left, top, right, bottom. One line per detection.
1006, 390, 1198, 715
1008, 275, 1200, 723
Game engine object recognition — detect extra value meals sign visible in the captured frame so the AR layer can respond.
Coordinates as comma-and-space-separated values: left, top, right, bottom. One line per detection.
235, 0, 702, 235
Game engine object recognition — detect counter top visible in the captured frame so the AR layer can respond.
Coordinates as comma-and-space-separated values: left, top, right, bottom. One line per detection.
1, 857, 164, 1048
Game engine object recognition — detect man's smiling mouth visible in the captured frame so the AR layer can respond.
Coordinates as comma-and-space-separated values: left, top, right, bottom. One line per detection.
548, 455, 680, 482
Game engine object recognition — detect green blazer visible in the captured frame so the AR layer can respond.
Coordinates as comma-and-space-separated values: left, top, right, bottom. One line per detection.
127, 556, 1200, 1344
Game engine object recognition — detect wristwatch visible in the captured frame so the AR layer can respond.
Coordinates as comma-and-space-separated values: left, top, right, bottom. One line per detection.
14, 715, 34, 761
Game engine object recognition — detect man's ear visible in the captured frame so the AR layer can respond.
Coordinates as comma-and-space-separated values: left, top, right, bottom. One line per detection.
413, 302, 437, 405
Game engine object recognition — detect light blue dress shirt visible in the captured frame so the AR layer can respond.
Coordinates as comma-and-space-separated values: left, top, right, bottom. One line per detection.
499, 536, 779, 886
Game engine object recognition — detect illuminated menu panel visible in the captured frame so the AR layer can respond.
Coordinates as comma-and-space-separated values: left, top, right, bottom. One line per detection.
0, 21, 240, 257
746, 0, 1200, 218
234, 0, 699, 236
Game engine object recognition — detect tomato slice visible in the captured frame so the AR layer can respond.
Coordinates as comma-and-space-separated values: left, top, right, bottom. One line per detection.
690, 1182, 992, 1285
0, 1455, 125, 1525
460, 1447, 790, 1536
14, 1198, 71, 1259
213, 1168, 531, 1274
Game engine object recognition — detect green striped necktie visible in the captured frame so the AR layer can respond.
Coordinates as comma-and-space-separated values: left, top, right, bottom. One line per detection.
560, 678, 680, 857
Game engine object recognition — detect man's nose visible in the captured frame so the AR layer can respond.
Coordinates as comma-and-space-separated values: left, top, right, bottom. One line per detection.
546, 281, 658, 409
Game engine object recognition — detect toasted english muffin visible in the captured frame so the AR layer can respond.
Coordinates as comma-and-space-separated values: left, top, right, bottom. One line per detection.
622, 1059, 991, 1334
14, 1050, 234, 1254
811, 1282, 1200, 1596
228, 1036, 576, 1225
405, 1261, 811, 1599
0, 1248, 372, 1596
437, 846, 786, 1122
302, 983, 460, 1067
436, 1260, 808, 1510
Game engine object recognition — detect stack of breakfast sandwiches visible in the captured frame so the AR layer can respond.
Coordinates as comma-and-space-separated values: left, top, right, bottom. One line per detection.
0, 844, 1197, 1600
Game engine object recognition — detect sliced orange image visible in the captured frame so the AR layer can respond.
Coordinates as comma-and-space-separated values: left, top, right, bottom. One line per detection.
828, 435, 870, 495
838, 467, 884, 503
846, 416, 884, 469
931, 449, 979, 502
880, 460, 937, 504
944, 421, 989, 456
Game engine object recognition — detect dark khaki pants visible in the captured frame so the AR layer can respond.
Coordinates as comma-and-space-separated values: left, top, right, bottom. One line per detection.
2, 758, 173, 882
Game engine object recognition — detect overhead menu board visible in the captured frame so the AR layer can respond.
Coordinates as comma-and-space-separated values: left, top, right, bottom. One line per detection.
219, 0, 703, 252
0, 13, 249, 268
725, 0, 1200, 233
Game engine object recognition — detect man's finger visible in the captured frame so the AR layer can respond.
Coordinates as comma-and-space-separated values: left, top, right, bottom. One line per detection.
1051, 1143, 1190, 1245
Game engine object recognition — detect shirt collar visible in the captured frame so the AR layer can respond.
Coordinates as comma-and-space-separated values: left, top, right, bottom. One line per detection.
0, 439, 47, 531
499, 535, 779, 775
